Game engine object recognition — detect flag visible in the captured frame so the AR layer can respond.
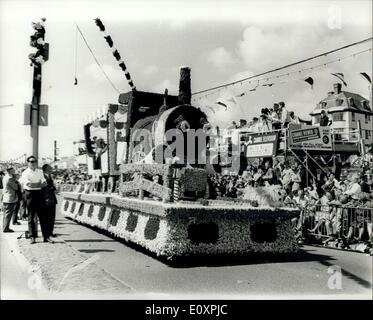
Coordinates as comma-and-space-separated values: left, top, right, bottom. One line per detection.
304, 76, 314, 88
331, 73, 347, 86
249, 84, 259, 92
235, 92, 245, 97
360, 72, 371, 84
216, 101, 228, 110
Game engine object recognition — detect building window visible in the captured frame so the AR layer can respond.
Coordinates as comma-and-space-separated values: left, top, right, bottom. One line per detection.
332, 112, 344, 121
365, 114, 370, 124
351, 112, 355, 122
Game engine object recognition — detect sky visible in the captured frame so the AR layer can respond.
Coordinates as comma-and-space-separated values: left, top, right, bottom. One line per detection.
0, 0, 372, 161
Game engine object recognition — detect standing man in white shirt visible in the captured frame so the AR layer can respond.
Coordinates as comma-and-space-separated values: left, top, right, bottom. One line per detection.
20, 156, 52, 244
279, 102, 291, 128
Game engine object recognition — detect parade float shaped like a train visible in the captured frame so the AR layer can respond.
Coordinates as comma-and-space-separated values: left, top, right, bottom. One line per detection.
60, 67, 300, 258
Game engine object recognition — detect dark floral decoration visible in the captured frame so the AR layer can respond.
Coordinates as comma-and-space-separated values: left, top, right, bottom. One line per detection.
88, 205, 94, 218
78, 203, 84, 216
144, 217, 160, 240
64, 200, 69, 211
110, 209, 121, 227
126, 213, 138, 232
70, 202, 76, 213
98, 206, 106, 221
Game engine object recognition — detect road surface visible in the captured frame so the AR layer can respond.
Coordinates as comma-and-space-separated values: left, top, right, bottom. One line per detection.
55, 206, 372, 299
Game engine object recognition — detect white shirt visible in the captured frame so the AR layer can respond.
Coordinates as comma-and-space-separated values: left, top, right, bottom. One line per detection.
281, 108, 291, 123
344, 182, 361, 196
20, 168, 46, 190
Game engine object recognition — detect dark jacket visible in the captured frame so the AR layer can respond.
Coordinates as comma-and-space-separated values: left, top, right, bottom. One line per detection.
43, 174, 57, 206
319, 115, 330, 126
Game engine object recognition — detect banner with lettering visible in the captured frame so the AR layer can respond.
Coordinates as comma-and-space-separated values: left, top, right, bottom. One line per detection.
289, 124, 332, 151
240, 132, 279, 158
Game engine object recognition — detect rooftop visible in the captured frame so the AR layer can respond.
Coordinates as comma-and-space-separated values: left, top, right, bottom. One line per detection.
310, 84, 373, 116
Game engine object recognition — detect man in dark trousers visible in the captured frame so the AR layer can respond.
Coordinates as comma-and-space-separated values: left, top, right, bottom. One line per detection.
42, 164, 58, 237
20, 156, 52, 244
12, 173, 22, 225
2, 167, 19, 232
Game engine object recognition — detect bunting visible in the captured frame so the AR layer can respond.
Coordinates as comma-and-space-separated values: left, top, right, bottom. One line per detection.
331, 73, 347, 86
304, 77, 314, 88
94, 18, 136, 91
360, 72, 372, 84
192, 46, 371, 102
216, 101, 228, 110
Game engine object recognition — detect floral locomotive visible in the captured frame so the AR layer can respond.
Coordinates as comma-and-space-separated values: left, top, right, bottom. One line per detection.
60, 67, 299, 258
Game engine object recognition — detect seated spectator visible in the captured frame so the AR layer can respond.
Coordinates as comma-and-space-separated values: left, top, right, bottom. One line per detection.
344, 174, 361, 197
309, 191, 334, 235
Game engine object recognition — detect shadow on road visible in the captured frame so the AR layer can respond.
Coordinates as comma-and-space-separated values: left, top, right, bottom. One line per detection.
162, 248, 338, 269
78, 248, 116, 253
65, 239, 116, 243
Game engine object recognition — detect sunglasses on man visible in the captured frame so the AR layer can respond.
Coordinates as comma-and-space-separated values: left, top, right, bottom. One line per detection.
28, 160, 37, 163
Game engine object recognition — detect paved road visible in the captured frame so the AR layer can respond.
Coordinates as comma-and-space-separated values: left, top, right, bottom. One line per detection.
52, 205, 372, 299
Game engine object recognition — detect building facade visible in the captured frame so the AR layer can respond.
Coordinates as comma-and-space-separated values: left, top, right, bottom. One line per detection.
310, 83, 373, 146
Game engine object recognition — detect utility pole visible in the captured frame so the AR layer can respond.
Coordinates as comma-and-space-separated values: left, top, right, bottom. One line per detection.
54, 140, 58, 161
25, 18, 49, 159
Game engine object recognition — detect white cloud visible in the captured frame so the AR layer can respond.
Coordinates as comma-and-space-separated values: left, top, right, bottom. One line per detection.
141, 65, 159, 76
84, 63, 123, 84
207, 47, 236, 71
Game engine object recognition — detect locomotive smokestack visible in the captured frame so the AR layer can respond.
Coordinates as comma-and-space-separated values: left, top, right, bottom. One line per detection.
178, 66, 191, 105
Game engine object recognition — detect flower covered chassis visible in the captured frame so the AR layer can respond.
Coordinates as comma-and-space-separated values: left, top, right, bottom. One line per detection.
60, 192, 300, 257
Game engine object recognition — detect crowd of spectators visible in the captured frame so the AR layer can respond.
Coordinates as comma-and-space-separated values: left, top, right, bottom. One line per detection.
208, 155, 373, 248
227, 102, 321, 133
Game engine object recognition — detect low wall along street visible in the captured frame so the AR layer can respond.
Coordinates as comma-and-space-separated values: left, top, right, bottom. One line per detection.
60, 192, 300, 257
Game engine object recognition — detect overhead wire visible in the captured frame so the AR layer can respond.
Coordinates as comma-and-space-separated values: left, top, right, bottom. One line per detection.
75, 23, 120, 94
192, 37, 373, 96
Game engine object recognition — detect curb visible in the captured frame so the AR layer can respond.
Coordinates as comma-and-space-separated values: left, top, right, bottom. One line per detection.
309, 243, 373, 256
